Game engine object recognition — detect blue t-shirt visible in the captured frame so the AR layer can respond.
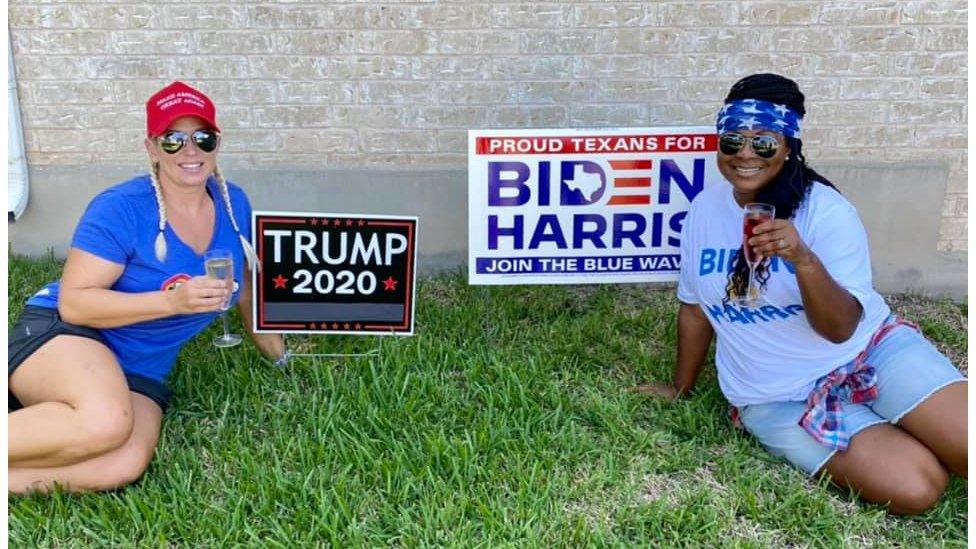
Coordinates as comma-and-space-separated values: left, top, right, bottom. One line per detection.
27, 174, 253, 382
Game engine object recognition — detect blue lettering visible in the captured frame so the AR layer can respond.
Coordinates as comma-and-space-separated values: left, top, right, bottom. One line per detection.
726, 248, 738, 272
741, 307, 768, 323
668, 211, 686, 247
759, 305, 790, 319
612, 213, 645, 248
658, 158, 706, 204
488, 215, 523, 250
725, 305, 750, 324
785, 304, 805, 316
574, 214, 607, 249
700, 249, 717, 276
705, 303, 725, 322
698, 248, 745, 275
699, 302, 808, 325
650, 212, 663, 247
768, 257, 796, 274
529, 215, 567, 249
488, 162, 531, 206
538, 161, 551, 206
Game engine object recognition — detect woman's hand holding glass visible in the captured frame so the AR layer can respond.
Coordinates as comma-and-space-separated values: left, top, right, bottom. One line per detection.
747, 219, 815, 268
165, 275, 232, 315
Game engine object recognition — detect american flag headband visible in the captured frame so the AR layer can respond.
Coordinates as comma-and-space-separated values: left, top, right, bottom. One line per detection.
715, 99, 802, 139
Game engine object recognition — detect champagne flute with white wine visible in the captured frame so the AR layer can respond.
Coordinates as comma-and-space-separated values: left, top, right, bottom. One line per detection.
204, 249, 242, 348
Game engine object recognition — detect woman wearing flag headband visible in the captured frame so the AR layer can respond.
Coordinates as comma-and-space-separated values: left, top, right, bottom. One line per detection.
638, 73, 966, 514
8, 81, 286, 493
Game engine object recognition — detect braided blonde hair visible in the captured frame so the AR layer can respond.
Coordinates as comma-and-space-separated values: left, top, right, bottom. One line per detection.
213, 164, 260, 272
148, 161, 260, 272
149, 160, 169, 263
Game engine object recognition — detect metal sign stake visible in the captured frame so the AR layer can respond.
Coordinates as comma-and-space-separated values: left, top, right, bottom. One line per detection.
280, 334, 383, 362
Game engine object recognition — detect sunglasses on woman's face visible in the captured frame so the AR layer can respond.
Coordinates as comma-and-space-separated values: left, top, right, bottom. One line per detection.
157, 129, 220, 154
718, 133, 780, 159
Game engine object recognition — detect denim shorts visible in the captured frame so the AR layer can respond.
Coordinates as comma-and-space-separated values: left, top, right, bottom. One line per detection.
737, 323, 966, 476
8, 306, 172, 412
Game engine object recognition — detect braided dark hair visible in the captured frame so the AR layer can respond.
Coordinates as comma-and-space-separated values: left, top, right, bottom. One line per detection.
723, 74, 838, 302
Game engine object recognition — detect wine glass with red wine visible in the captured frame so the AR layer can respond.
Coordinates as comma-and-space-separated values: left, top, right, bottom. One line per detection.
734, 203, 775, 307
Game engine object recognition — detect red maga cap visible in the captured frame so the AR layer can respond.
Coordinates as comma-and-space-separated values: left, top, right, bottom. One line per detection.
145, 81, 219, 137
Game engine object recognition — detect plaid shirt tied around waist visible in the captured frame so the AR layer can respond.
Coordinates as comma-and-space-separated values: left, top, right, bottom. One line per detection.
799, 315, 918, 452
730, 315, 919, 453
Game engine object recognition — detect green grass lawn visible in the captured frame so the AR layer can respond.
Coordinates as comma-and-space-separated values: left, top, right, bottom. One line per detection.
8, 254, 968, 547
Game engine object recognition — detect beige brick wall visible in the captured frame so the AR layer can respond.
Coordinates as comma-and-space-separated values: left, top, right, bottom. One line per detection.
9, 1, 967, 252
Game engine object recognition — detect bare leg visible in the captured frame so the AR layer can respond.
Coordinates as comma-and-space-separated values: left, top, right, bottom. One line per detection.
895, 381, 967, 478
820, 423, 948, 515
10, 393, 162, 494
9, 335, 134, 468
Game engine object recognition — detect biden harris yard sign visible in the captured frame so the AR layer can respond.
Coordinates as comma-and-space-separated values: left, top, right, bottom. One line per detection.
252, 212, 417, 335
468, 128, 723, 285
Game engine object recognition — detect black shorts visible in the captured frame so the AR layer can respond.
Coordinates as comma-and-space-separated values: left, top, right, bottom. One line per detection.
8, 306, 172, 412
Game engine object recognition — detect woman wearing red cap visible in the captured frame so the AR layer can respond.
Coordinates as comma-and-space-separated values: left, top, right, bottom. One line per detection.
8, 81, 287, 493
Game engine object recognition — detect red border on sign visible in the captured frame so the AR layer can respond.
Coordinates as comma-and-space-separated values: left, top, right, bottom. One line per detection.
475, 134, 717, 155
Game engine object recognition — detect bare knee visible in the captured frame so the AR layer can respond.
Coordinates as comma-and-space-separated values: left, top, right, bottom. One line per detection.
887, 463, 949, 515
823, 430, 950, 515
72, 403, 135, 460
61, 442, 153, 493
97, 443, 155, 490
944, 438, 967, 479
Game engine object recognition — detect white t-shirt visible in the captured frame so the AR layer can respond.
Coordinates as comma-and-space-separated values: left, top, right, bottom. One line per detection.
677, 181, 890, 407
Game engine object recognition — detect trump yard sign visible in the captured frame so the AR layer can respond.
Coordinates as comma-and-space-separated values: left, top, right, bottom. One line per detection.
468, 127, 723, 285
252, 212, 417, 335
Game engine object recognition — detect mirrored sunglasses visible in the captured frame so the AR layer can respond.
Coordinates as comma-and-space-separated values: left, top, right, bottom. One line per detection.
157, 129, 220, 154
718, 133, 780, 159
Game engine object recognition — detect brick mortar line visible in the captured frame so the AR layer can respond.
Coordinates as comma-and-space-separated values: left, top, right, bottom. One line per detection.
8, 29, 971, 35
9, 22, 971, 26
10, 55, 969, 63
274, 54, 930, 57
6, 3, 967, 8
11, 33, 967, 38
